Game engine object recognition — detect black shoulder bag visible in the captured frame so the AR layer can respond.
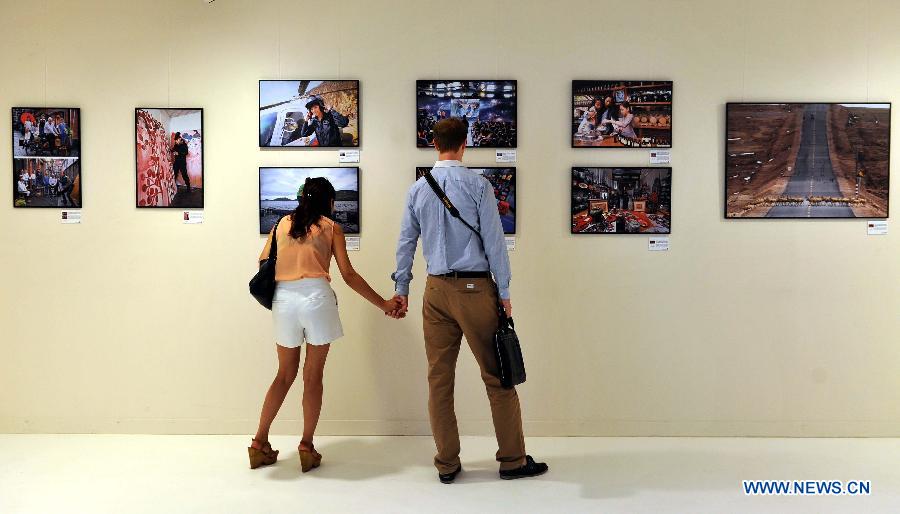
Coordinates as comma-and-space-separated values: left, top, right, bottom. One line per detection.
249, 218, 281, 310
422, 169, 526, 389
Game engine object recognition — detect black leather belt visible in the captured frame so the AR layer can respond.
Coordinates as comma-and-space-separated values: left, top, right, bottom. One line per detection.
432, 271, 491, 279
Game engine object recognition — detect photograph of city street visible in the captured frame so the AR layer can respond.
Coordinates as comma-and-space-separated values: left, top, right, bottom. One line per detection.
416, 166, 516, 233
135, 108, 203, 208
725, 103, 890, 218
259, 80, 359, 147
259, 167, 360, 234
416, 80, 516, 148
12, 108, 80, 158
571, 167, 671, 234
572, 81, 672, 148
13, 157, 81, 208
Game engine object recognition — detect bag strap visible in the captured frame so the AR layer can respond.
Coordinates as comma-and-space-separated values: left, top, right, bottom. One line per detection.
422, 168, 507, 319
422, 168, 482, 243
269, 218, 281, 260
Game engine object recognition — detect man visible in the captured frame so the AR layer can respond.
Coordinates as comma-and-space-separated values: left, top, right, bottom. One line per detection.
171, 132, 190, 193
294, 95, 349, 147
391, 117, 548, 484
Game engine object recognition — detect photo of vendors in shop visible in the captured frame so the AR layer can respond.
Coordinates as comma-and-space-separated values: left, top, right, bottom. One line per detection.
571, 167, 671, 234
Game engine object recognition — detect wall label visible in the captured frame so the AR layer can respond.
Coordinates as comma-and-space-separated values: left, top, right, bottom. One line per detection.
339, 149, 360, 163
495, 150, 517, 163
505, 236, 516, 251
346, 236, 360, 251
649, 237, 669, 251
867, 220, 887, 235
183, 211, 204, 224
61, 210, 82, 224
650, 150, 671, 165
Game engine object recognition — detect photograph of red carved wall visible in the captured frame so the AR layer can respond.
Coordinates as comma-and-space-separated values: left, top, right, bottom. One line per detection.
135, 108, 203, 208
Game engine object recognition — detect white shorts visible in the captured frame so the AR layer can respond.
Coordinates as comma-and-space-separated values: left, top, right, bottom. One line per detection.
272, 278, 343, 347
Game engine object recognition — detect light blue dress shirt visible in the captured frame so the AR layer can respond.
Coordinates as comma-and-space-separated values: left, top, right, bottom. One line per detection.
392, 160, 511, 299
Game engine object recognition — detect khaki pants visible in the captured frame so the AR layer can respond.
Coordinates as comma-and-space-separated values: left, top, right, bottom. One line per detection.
422, 275, 526, 473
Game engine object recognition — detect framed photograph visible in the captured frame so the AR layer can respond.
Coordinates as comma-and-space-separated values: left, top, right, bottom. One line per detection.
12, 107, 82, 208
571, 167, 672, 234
259, 167, 360, 234
259, 80, 359, 148
572, 80, 672, 148
416, 80, 517, 148
725, 103, 890, 218
135, 108, 204, 208
415, 166, 516, 234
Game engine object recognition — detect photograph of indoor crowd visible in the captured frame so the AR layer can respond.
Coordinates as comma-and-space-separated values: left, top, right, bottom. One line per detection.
572, 81, 672, 148
416, 80, 516, 148
571, 167, 671, 234
416, 166, 516, 233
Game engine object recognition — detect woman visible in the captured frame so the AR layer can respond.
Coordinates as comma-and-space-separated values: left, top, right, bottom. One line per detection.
249, 177, 402, 472
603, 101, 636, 139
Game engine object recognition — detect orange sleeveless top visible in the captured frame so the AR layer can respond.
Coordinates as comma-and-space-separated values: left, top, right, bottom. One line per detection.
259, 216, 335, 282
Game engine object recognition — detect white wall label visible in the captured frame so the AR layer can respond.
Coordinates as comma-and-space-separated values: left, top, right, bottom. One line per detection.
505, 236, 516, 251
495, 150, 517, 163
61, 210, 81, 224
339, 149, 360, 163
183, 211, 204, 224
650, 150, 671, 165
649, 237, 669, 251
345, 236, 360, 251
867, 220, 887, 235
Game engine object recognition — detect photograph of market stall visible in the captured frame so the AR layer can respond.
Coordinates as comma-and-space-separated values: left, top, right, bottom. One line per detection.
571, 167, 671, 234
725, 103, 890, 218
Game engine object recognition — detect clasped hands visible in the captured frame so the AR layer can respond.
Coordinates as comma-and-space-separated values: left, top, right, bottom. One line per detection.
382, 295, 408, 319
381, 296, 512, 319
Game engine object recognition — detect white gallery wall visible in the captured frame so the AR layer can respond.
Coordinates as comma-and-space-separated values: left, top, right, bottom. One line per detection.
1, 0, 898, 436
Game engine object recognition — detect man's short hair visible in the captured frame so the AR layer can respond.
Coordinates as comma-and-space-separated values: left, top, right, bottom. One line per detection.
432, 117, 468, 151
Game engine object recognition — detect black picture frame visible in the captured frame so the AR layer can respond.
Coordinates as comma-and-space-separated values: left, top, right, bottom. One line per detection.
415, 166, 517, 234
571, 80, 673, 149
724, 102, 891, 219
416, 80, 518, 148
258, 166, 361, 235
570, 166, 673, 235
134, 107, 205, 209
11, 107, 83, 209
259, 79, 361, 149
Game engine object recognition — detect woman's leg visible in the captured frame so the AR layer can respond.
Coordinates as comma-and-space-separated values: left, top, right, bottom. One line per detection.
300, 343, 331, 449
253, 344, 301, 446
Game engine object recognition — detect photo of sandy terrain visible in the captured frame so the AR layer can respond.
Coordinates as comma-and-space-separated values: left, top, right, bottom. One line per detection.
725, 103, 889, 218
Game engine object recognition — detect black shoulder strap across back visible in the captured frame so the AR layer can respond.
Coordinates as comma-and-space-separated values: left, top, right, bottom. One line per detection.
422, 168, 482, 244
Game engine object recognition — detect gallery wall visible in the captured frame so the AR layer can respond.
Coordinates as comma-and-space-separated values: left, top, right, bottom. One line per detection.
1, 0, 898, 436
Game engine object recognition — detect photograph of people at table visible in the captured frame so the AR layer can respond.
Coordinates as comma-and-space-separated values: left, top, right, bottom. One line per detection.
572, 81, 672, 148
571, 167, 671, 234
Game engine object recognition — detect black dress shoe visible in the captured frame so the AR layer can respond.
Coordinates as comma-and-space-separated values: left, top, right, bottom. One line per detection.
499, 455, 548, 480
439, 465, 462, 484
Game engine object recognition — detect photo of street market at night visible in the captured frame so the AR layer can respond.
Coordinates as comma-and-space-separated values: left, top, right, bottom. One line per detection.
571, 167, 671, 234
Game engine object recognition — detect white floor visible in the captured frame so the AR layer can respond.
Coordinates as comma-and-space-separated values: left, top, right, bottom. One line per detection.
1, 435, 899, 513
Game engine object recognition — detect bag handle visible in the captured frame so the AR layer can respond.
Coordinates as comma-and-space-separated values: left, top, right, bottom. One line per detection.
422, 169, 508, 320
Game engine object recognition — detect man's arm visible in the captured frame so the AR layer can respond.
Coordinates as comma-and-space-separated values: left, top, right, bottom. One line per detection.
477, 178, 511, 300
391, 189, 421, 297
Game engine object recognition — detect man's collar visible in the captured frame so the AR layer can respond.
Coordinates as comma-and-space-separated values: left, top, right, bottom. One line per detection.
433, 160, 465, 168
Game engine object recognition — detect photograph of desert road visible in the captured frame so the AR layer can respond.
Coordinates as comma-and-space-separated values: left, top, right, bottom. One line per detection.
725, 103, 890, 218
